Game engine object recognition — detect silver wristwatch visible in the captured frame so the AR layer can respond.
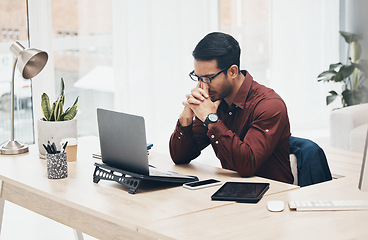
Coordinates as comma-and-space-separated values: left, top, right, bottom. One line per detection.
204, 113, 219, 127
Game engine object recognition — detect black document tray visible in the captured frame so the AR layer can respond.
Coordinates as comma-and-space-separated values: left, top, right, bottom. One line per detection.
93, 163, 198, 194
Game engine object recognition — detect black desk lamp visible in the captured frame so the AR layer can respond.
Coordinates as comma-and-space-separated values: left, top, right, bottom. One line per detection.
0, 41, 48, 155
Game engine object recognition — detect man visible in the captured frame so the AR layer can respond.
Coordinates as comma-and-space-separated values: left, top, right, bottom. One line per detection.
169, 32, 293, 184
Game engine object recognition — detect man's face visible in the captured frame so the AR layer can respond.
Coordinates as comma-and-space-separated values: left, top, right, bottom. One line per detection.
194, 59, 232, 102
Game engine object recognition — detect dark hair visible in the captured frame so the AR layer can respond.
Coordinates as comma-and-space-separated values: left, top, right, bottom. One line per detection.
192, 32, 241, 70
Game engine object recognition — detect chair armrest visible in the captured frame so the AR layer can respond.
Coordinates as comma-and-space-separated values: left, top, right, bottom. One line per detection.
330, 103, 368, 149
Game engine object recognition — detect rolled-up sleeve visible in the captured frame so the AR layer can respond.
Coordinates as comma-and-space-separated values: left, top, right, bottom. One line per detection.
206, 98, 289, 177
169, 118, 210, 164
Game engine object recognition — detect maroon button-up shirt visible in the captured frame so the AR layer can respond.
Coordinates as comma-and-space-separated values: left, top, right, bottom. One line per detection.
169, 71, 293, 184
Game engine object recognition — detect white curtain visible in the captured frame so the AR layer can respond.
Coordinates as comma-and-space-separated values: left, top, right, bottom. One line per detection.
112, 0, 219, 153
28, 0, 342, 153
269, 0, 339, 137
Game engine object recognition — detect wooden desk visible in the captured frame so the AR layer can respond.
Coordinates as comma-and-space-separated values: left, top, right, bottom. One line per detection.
0, 136, 297, 240
139, 147, 368, 240
322, 144, 364, 178
139, 176, 368, 240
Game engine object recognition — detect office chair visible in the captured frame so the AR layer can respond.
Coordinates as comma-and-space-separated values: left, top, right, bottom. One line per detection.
289, 136, 332, 187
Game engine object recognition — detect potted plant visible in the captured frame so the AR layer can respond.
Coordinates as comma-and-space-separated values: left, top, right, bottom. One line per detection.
37, 78, 79, 157
318, 31, 368, 107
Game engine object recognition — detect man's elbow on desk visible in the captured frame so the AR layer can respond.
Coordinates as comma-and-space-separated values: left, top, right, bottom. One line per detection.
169, 142, 200, 165
169, 151, 195, 165
232, 167, 256, 178
171, 156, 192, 165
221, 159, 259, 178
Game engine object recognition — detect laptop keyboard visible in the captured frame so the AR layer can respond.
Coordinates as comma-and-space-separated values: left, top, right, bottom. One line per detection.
149, 166, 175, 176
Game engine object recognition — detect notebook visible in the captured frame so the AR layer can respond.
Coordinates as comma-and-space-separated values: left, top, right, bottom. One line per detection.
96, 108, 198, 182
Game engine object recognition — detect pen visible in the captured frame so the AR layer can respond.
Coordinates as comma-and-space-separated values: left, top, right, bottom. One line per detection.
46, 144, 52, 154
43, 144, 50, 154
48, 144, 53, 153
51, 142, 57, 154
46, 141, 57, 154
47, 141, 52, 153
62, 141, 68, 153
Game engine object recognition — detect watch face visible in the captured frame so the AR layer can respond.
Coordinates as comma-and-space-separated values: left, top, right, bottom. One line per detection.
208, 113, 218, 122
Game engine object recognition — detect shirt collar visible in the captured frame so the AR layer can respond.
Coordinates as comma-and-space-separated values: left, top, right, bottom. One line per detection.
223, 70, 252, 110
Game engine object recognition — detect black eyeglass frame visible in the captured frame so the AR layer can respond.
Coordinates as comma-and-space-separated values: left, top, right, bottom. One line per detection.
189, 68, 228, 83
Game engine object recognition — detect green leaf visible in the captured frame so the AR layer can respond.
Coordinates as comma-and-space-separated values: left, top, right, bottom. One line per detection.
60, 78, 65, 106
326, 91, 338, 105
317, 70, 337, 82
329, 62, 343, 71
326, 94, 338, 105
53, 95, 64, 121
342, 89, 354, 106
61, 96, 79, 121
50, 102, 56, 121
334, 65, 356, 82
41, 93, 51, 121
62, 104, 78, 121
71, 96, 79, 107
42, 77, 79, 121
339, 31, 363, 44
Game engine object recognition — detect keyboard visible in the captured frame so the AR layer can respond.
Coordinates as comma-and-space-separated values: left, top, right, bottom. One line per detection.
288, 200, 368, 211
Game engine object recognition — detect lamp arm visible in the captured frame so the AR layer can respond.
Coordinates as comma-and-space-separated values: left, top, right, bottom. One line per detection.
10, 58, 18, 141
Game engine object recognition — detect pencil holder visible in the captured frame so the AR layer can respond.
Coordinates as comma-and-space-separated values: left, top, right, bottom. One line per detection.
46, 152, 68, 179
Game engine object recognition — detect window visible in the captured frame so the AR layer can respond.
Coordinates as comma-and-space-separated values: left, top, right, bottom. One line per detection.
219, 0, 270, 85
0, 0, 33, 144
30, 0, 218, 153
50, 0, 113, 136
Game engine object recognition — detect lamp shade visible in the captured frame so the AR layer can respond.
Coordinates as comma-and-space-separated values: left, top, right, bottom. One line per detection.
9, 41, 48, 79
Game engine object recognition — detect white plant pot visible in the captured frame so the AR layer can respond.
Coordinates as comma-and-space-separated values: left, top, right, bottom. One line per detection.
37, 119, 77, 158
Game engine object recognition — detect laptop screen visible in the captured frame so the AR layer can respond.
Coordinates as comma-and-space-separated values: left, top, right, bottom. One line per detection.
97, 108, 150, 175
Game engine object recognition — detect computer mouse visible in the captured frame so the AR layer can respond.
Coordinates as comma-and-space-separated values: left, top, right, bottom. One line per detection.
267, 200, 284, 212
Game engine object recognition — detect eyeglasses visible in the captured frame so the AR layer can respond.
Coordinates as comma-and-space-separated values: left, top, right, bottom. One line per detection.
189, 68, 228, 83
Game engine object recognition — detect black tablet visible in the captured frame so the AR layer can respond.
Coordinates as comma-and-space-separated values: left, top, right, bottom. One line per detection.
211, 182, 270, 203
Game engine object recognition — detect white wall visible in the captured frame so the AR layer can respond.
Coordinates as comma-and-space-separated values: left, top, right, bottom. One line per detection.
112, 0, 219, 153
270, 0, 339, 135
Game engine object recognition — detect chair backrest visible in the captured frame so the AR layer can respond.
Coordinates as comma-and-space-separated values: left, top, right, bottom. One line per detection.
290, 136, 332, 187
289, 154, 298, 185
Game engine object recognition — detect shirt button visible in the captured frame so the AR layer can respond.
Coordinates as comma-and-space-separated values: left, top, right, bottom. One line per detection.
211, 135, 215, 139
229, 112, 232, 116
215, 141, 219, 144
179, 132, 183, 135
178, 136, 181, 140
265, 129, 269, 132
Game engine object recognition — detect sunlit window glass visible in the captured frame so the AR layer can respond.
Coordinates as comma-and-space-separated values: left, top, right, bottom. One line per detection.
50, 0, 113, 136
0, 0, 33, 145
219, 0, 270, 85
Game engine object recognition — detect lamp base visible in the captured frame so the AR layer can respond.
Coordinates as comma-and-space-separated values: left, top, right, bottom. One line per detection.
0, 140, 29, 155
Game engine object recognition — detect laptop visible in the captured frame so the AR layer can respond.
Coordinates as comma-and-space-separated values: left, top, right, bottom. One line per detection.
96, 108, 198, 182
